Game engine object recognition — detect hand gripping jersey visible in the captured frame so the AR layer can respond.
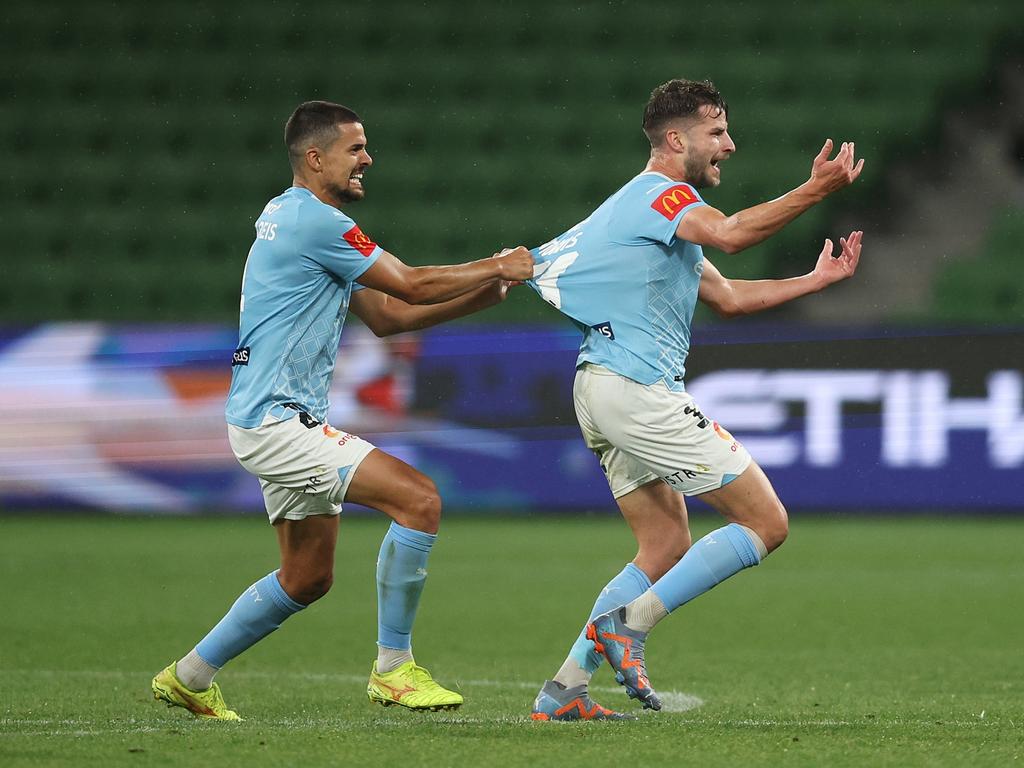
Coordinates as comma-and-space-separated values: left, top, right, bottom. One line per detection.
225, 186, 382, 428
527, 172, 707, 391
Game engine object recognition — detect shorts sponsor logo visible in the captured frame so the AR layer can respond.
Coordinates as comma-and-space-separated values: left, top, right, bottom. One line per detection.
591, 321, 615, 340
651, 184, 699, 220
343, 225, 378, 257
231, 347, 250, 366
336, 433, 360, 446
713, 421, 733, 441
322, 425, 340, 438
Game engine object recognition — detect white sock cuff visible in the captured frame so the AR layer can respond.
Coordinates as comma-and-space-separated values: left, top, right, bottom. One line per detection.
177, 648, 219, 691
376, 645, 414, 674
738, 524, 769, 559
624, 589, 668, 633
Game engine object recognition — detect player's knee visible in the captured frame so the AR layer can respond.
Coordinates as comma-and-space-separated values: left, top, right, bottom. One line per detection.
280, 568, 334, 605
759, 500, 789, 553
300, 571, 334, 603
401, 478, 442, 534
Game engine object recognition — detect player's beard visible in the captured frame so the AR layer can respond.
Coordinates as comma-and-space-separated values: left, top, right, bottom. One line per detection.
688, 158, 720, 188
328, 181, 365, 204
684, 152, 719, 189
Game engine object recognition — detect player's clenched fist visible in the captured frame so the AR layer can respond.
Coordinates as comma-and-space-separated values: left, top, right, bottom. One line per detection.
495, 246, 535, 281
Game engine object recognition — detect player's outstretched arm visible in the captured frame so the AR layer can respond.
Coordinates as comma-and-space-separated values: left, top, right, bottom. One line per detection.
678, 140, 865, 254
356, 247, 534, 305
698, 230, 862, 317
350, 276, 515, 337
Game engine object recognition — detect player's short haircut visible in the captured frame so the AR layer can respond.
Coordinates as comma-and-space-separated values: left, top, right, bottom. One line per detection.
285, 101, 362, 170
642, 79, 728, 147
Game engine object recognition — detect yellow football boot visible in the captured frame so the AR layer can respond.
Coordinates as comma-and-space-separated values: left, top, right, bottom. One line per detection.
367, 661, 463, 712
151, 662, 242, 721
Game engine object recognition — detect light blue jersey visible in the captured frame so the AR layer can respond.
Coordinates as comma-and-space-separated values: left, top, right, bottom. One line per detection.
527, 172, 707, 390
225, 186, 382, 428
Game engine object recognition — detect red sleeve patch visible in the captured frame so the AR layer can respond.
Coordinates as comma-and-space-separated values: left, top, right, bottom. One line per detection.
342, 225, 378, 257
650, 184, 700, 221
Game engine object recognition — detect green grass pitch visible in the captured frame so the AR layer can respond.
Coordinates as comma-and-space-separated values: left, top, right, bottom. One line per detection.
1, 513, 1022, 767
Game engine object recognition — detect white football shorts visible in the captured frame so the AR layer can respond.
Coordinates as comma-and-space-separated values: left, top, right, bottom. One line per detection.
574, 363, 752, 498
227, 411, 376, 523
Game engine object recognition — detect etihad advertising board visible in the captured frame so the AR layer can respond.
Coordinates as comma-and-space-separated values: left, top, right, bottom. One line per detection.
0, 324, 1019, 512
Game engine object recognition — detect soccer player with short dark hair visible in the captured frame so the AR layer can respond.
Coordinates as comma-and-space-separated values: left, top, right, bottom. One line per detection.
152, 100, 534, 720
527, 79, 864, 720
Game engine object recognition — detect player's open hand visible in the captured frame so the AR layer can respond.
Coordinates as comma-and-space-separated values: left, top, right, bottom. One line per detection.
809, 139, 865, 196
813, 230, 862, 287
495, 246, 535, 282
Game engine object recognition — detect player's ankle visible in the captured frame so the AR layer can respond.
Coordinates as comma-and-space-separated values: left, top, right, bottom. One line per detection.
623, 591, 668, 633
376, 645, 414, 674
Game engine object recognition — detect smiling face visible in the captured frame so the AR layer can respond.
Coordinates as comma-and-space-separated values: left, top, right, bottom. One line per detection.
312, 122, 373, 206
292, 120, 373, 209
676, 106, 735, 189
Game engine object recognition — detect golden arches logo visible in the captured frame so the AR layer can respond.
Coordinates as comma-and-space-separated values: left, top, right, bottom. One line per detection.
651, 184, 698, 220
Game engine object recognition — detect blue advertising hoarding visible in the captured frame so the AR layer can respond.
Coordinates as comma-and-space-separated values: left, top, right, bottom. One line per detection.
0, 323, 1020, 512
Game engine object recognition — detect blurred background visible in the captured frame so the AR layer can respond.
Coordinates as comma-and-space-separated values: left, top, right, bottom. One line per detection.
2, 0, 1022, 514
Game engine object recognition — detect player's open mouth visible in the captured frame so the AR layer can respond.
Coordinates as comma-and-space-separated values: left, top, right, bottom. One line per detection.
350, 173, 364, 186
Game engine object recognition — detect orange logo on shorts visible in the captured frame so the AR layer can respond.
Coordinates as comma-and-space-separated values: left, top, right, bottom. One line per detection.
713, 421, 734, 441
322, 425, 340, 438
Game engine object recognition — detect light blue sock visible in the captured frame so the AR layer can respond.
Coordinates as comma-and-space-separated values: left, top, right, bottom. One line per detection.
568, 563, 652, 673
195, 570, 305, 668
651, 523, 761, 612
377, 521, 436, 650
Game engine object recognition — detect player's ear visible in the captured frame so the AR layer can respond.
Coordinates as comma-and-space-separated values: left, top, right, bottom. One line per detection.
305, 146, 322, 173
664, 127, 685, 153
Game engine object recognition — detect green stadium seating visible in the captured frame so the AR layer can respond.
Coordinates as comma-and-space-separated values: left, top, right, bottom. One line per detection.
2, 0, 1019, 322
932, 209, 1024, 324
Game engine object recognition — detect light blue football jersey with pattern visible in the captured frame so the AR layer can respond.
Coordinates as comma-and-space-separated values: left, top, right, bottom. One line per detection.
527, 172, 707, 390
225, 186, 382, 428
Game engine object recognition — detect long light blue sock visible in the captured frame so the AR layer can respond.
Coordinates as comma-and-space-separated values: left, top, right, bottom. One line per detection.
377, 521, 435, 650
650, 523, 762, 613
194, 570, 306, 668
567, 563, 652, 674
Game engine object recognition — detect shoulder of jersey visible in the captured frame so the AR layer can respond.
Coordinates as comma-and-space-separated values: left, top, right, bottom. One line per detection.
297, 195, 355, 230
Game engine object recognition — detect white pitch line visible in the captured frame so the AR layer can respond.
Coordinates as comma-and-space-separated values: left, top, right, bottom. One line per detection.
1, 667, 707, 716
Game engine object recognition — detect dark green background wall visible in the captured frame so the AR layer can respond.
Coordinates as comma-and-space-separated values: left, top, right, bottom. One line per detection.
2, 0, 1019, 323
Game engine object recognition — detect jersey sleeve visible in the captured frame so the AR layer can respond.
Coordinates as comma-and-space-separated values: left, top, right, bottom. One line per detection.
302, 207, 383, 283
608, 179, 706, 246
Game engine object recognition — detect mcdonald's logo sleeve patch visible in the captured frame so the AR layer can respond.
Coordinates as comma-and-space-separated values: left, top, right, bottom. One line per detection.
342, 225, 378, 257
650, 184, 701, 220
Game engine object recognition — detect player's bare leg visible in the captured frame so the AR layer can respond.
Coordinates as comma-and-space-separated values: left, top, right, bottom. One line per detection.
275, 514, 340, 604
344, 448, 441, 534
344, 449, 463, 711
696, 461, 788, 553
619, 479, 692, 581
